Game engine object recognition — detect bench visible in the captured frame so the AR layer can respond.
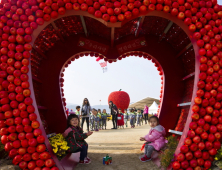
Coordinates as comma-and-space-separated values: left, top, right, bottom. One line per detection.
60, 152, 80, 170
151, 146, 170, 170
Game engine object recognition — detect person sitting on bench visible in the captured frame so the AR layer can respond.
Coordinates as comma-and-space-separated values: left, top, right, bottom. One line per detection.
139, 115, 168, 162
63, 114, 93, 164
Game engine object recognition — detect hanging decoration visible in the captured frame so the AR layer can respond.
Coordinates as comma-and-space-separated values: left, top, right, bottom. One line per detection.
96, 57, 108, 73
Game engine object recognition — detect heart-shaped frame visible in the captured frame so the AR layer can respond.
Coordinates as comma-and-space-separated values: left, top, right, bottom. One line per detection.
0, 0, 221, 169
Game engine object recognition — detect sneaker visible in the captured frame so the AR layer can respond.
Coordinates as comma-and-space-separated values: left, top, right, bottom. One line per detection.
140, 155, 152, 162
84, 159, 91, 164
79, 160, 84, 164
85, 157, 91, 162
95, 129, 99, 131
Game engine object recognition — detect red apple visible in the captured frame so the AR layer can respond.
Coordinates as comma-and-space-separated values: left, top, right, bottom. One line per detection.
21, 139, 29, 148
181, 160, 189, 169
204, 160, 211, 169
23, 153, 32, 161
36, 144, 46, 153
39, 151, 50, 160
28, 161, 36, 170
27, 146, 36, 154
19, 161, 27, 169
193, 136, 201, 144
190, 159, 197, 168
28, 138, 38, 147
36, 159, 44, 167
180, 145, 189, 153
37, 135, 45, 143
18, 147, 27, 155
177, 153, 185, 162
172, 161, 180, 169
45, 159, 55, 167
198, 142, 205, 150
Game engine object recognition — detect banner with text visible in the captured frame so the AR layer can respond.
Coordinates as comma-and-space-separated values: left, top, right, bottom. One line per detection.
78, 37, 109, 55
116, 37, 147, 55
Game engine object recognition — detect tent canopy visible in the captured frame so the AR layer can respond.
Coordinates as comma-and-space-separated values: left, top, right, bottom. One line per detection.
129, 97, 160, 109
149, 101, 159, 114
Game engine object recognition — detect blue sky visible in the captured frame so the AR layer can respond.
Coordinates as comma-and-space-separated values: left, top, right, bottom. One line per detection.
63, 56, 161, 106
219, 0, 222, 4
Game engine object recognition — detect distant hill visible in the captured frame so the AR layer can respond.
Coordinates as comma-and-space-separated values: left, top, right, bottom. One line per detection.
66, 103, 111, 113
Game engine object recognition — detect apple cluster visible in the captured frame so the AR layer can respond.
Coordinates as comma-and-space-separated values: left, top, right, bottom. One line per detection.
0, 0, 60, 169
171, 0, 222, 169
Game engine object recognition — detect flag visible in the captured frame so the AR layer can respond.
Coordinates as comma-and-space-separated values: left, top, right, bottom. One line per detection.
100, 61, 107, 73
99, 61, 107, 67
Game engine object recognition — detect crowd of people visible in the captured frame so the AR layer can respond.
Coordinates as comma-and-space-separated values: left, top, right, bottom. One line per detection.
62, 98, 167, 165
66, 98, 151, 132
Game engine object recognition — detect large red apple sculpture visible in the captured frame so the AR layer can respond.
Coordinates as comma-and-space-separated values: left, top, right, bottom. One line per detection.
108, 89, 130, 113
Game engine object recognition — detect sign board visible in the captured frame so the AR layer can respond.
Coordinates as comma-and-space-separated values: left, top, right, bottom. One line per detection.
116, 37, 147, 55
78, 37, 109, 55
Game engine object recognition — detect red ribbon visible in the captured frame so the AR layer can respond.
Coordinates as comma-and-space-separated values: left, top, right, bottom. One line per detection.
141, 144, 146, 151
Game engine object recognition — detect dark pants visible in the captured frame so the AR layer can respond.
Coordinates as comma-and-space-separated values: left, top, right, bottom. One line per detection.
112, 114, 117, 128
144, 114, 148, 123
76, 145, 88, 161
81, 117, 89, 132
145, 144, 154, 158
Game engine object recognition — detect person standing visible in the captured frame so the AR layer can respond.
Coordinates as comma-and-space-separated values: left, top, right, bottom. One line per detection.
143, 105, 149, 124
81, 98, 92, 132
101, 109, 108, 130
123, 109, 129, 128
109, 101, 118, 129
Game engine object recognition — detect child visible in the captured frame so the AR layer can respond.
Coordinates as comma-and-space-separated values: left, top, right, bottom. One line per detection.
75, 106, 81, 118
136, 109, 142, 126
98, 109, 102, 130
63, 114, 93, 164
92, 109, 100, 131
101, 109, 108, 130
123, 109, 128, 128
68, 109, 75, 115
129, 109, 136, 128
140, 116, 167, 162
117, 109, 124, 128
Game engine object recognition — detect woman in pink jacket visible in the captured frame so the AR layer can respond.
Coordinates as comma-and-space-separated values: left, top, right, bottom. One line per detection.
143, 105, 149, 124
140, 115, 168, 162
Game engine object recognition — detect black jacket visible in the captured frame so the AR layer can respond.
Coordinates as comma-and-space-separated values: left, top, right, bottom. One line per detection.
110, 104, 118, 115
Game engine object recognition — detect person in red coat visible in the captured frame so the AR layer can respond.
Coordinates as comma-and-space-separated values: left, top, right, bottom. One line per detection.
117, 108, 124, 128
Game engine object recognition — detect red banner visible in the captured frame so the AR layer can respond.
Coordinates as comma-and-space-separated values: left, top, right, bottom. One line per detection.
78, 37, 109, 55
116, 37, 147, 54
